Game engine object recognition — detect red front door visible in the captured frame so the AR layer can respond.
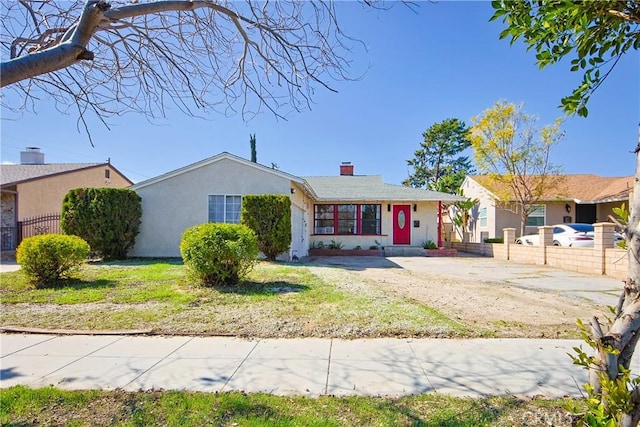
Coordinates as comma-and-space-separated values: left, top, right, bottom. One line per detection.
392, 205, 411, 245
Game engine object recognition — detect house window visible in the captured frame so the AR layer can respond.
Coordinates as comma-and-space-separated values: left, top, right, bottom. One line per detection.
104, 169, 110, 179
313, 204, 381, 235
479, 207, 487, 227
526, 205, 545, 227
337, 204, 357, 234
208, 195, 242, 224
314, 205, 335, 234
361, 204, 381, 234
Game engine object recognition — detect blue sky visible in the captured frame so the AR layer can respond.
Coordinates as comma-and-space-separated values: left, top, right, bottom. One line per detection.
1, 1, 638, 184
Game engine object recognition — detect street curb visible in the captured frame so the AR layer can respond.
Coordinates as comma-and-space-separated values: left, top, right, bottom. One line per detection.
0, 326, 153, 335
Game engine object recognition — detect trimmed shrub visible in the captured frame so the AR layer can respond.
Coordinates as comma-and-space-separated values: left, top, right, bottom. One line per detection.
241, 194, 291, 261
483, 237, 504, 244
16, 234, 90, 287
61, 188, 142, 260
180, 223, 259, 286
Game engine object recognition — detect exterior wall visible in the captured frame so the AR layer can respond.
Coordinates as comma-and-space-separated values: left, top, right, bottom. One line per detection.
16, 165, 130, 220
290, 183, 309, 259
131, 158, 296, 257
309, 201, 439, 249
597, 201, 624, 224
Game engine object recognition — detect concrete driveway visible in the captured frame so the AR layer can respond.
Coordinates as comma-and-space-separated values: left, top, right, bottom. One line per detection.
306, 254, 625, 307
0, 261, 20, 273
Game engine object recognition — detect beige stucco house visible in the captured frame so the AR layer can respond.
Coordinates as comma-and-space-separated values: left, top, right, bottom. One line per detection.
461, 174, 633, 242
1, 147, 132, 251
130, 152, 463, 258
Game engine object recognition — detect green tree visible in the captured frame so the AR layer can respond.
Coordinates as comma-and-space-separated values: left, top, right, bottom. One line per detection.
250, 134, 257, 163
403, 118, 474, 194
492, 3, 640, 425
491, 0, 640, 117
61, 187, 142, 260
469, 100, 564, 237
241, 194, 291, 261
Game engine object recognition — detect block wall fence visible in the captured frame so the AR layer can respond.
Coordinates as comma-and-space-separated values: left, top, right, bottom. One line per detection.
446, 223, 627, 280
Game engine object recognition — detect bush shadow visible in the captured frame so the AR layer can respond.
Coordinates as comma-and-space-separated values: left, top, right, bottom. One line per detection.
35, 278, 117, 291
302, 255, 403, 271
212, 279, 309, 296
89, 257, 184, 267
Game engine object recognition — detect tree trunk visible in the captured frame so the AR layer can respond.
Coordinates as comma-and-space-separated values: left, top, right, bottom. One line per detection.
590, 136, 640, 426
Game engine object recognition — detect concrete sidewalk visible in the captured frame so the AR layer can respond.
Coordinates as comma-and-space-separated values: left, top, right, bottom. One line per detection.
5, 334, 637, 398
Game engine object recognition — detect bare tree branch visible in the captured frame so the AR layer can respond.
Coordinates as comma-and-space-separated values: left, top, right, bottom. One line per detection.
1, 0, 375, 133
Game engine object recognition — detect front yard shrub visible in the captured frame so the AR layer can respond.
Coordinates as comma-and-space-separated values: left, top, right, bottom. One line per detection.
61, 188, 141, 260
16, 234, 90, 287
483, 237, 504, 244
241, 194, 291, 261
180, 223, 259, 286
422, 240, 437, 250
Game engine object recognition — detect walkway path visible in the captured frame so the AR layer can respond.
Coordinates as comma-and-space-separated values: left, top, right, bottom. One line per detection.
5, 334, 636, 398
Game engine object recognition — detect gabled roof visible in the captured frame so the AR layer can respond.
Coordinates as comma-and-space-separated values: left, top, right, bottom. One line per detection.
130, 151, 305, 190
302, 175, 464, 202
0, 163, 132, 187
469, 174, 633, 203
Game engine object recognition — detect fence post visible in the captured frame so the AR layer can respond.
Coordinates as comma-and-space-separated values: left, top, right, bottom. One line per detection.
594, 222, 615, 275
16, 221, 23, 247
538, 225, 554, 265
503, 228, 515, 260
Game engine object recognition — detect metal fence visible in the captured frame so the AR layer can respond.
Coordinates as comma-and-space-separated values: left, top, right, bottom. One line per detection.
1, 227, 17, 251
1, 213, 63, 250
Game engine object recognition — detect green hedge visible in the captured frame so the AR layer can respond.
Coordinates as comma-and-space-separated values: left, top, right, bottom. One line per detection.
16, 234, 90, 287
61, 188, 141, 260
180, 223, 258, 286
483, 238, 504, 244
241, 194, 291, 261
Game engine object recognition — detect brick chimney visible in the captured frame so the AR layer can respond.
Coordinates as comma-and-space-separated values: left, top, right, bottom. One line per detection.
340, 161, 354, 176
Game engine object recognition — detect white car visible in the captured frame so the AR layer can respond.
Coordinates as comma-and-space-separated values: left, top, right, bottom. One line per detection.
515, 223, 595, 247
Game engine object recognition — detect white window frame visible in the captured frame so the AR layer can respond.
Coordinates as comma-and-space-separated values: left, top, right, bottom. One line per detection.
208, 195, 242, 224
479, 207, 488, 227
525, 205, 546, 227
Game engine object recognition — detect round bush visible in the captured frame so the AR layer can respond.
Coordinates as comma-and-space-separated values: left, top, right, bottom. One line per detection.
16, 234, 90, 287
180, 223, 259, 286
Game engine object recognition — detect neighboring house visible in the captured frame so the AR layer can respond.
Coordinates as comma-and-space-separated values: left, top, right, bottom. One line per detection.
1, 147, 132, 251
129, 152, 462, 258
461, 174, 633, 242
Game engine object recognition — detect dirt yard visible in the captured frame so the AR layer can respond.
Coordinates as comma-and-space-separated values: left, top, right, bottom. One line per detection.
305, 256, 612, 338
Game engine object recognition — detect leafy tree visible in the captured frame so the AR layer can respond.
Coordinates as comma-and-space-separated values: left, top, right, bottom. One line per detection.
241, 194, 291, 261
1, 0, 367, 141
492, 2, 640, 425
491, 0, 640, 117
450, 191, 479, 239
469, 100, 564, 237
403, 118, 474, 194
61, 187, 142, 260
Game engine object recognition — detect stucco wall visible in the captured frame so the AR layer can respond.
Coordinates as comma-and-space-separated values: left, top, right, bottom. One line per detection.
130, 158, 296, 257
16, 165, 130, 220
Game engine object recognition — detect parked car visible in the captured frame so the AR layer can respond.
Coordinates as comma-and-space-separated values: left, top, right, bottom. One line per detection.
515, 223, 595, 247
